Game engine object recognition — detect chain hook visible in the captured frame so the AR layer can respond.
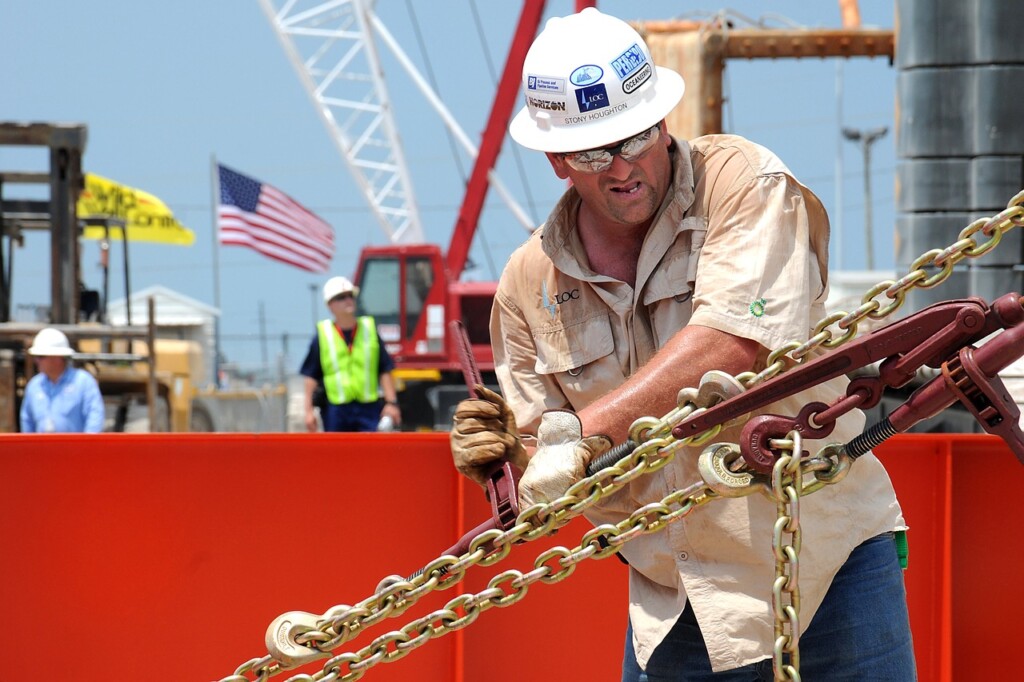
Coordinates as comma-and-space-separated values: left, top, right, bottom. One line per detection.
265, 611, 332, 669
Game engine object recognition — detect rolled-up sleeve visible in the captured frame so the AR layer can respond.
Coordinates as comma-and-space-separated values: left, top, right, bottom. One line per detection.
688, 172, 828, 350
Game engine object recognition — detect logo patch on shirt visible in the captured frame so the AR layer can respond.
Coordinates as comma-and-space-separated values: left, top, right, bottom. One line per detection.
749, 298, 767, 317
542, 281, 580, 318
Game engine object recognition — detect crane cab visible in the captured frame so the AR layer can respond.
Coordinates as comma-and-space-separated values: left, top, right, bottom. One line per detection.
352, 244, 497, 429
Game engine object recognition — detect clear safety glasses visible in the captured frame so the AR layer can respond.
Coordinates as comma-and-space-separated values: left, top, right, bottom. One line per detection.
560, 123, 662, 174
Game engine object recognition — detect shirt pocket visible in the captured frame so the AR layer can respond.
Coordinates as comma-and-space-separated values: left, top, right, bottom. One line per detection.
531, 313, 624, 409
532, 312, 614, 374
642, 226, 706, 346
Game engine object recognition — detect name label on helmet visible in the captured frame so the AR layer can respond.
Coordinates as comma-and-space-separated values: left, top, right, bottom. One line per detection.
569, 64, 604, 86
564, 102, 628, 125
622, 62, 652, 94
575, 84, 608, 112
527, 75, 565, 94
528, 96, 566, 112
611, 43, 647, 80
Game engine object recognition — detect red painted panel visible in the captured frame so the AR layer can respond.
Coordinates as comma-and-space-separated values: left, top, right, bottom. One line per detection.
948, 437, 1023, 681
875, 436, 953, 682
0, 432, 1020, 681
0, 434, 460, 682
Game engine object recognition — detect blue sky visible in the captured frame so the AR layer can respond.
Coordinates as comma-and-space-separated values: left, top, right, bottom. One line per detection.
0, 1, 897, 375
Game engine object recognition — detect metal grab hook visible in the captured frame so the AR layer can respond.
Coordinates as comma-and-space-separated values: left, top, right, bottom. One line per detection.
698, 443, 760, 497
265, 611, 331, 669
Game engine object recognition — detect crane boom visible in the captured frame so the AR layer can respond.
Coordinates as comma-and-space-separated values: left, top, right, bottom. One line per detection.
258, 0, 425, 244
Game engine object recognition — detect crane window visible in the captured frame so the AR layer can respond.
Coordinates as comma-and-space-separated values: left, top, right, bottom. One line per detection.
357, 259, 401, 328
404, 257, 434, 339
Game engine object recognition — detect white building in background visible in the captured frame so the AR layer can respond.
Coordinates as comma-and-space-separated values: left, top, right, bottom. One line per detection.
106, 285, 219, 388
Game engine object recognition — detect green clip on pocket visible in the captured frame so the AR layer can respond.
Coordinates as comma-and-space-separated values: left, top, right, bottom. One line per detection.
894, 530, 909, 570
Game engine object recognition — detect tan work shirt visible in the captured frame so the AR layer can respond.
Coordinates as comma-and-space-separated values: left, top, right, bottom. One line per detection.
491, 134, 906, 672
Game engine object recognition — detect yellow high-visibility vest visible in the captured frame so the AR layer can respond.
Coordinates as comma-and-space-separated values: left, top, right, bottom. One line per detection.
317, 317, 380, 404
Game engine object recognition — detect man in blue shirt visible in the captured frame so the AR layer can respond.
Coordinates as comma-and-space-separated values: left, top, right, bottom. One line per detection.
20, 328, 105, 433
300, 276, 401, 432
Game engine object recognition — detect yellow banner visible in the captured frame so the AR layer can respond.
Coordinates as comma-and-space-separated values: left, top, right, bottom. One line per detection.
78, 173, 195, 246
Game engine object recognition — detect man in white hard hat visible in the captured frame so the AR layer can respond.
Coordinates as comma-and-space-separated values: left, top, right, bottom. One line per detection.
20, 327, 104, 433
299, 276, 401, 432
451, 8, 914, 680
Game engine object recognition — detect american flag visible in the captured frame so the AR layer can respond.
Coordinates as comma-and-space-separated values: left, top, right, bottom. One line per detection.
217, 164, 335, 273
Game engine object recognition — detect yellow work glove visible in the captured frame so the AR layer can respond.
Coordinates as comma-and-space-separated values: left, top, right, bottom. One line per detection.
450, 385, 528, 487
518, 410, 612, 509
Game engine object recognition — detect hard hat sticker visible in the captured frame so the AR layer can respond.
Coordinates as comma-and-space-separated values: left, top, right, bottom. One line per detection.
622, 63, 652, 94
611, 43, 647, 79
570, 64, 604, 86
527, 75, 566, 94
528, 96, 566, 112
575, 83, 609, 112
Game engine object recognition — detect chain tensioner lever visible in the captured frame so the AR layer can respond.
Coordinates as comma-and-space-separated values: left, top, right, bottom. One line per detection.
672, 296, 1000, 446
847, 293, 1024, 464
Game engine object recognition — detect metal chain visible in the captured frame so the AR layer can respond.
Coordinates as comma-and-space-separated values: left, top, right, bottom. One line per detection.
771, 433, 803, 682
219, 190, 1024, 682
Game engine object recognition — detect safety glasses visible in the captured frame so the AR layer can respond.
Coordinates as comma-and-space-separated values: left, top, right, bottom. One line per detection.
560, 123, 662, 174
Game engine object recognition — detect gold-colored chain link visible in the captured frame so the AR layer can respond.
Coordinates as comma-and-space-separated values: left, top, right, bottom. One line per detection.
771, 433, 803, 682
220, 190, 1024, 682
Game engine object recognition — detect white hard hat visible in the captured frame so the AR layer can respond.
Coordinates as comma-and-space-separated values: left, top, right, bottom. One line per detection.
28, 328, 74, 357
322, 276, 359, 303
509, 7, 685, 153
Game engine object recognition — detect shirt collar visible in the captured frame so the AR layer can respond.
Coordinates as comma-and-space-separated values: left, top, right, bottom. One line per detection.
540, 137, 698, 280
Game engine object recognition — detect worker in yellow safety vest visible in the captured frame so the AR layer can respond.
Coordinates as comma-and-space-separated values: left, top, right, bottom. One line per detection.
300, 276, 401, 432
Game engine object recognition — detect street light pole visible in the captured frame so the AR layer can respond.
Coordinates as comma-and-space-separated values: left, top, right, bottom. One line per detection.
842, 125, 888, 271
308, 283, 319, 328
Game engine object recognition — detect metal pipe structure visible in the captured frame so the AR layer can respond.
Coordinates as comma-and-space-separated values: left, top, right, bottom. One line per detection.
842, 125, 888, 270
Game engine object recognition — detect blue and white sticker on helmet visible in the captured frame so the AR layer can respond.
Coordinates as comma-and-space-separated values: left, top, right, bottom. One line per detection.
569, 64, 604, 86
527, 74, 566, 94
575, 83, 609, 113
610, 43, 647, 80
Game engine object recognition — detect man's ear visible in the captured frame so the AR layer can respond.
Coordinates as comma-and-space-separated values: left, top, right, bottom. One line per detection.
546, 152, 570, 180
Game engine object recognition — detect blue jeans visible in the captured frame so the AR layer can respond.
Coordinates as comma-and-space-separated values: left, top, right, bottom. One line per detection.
622, 533, 917, 681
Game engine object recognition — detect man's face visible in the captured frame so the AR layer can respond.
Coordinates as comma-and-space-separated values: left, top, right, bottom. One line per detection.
327, 292, 356, 315
546, 120, 673, 231
35, 355, 66, 380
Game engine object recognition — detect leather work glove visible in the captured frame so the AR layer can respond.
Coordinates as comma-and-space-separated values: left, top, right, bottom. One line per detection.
450, 385, 528, 487
518, 410, 612, 509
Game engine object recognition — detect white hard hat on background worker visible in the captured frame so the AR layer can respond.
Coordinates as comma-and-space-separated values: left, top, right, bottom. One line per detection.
509, 7, 685, 153
27, 328, 74, 357
322, 276, 359, 303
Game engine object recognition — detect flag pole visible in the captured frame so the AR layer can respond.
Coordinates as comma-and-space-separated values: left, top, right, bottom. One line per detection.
210, 153, 223, 387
